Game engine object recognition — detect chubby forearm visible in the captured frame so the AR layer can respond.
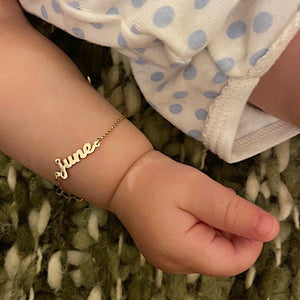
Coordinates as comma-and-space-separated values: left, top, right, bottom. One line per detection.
248, 29, 300, 128
0, 8, 153, 210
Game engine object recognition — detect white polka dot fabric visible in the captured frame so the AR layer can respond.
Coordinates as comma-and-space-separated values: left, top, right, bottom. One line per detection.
19, 0, 300, 162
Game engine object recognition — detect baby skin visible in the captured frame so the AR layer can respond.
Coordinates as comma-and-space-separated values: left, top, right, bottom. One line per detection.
1, 0, 299, 277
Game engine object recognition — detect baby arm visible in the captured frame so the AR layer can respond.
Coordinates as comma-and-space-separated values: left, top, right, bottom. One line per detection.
249, 29, 300, 128
0, 0, 279, 277
0, 0, 154, 209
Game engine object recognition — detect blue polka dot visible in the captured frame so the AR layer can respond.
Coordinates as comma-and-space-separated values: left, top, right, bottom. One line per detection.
194, 0, 210, 9
157, 81, 168, 92
183, 64, 197, 80
131, 0, 147, 8
213, 72, 229, 84
153, 6, 175, 28
188, 30, 207, 51
173, 91, 188, 99
227, 21, 247, 39
195, 109, 208, 120
188, 130, 202, 140
106, 7, 119, 14
90, 23, 104, 29
135, 48, 146, 53
68, 1, 80, 9
215, 57, 235, 73
118, 33, 128, 48
136, 57, 147, 65
169, 104, 183, 114
41, 5, 48, 19
130, 25, 140, 34
203, 91, 220, 99
170, 62, 187, 69
249, 48, 268, 66
52, 0, 62, 14
72, 27, 85, 39
151, 72, 164, 82
253, 12, 273, 34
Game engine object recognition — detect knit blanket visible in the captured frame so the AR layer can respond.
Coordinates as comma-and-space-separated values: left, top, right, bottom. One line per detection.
0, 15, 299, 300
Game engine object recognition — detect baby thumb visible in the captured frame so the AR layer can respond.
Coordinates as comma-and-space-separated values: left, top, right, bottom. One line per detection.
184, 173, 279, 242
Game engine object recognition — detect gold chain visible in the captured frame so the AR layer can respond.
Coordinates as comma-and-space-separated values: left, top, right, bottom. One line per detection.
55, 115, 126, 201
97, 115, 126, 143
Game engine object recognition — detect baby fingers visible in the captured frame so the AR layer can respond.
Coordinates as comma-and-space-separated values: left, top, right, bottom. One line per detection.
179, 218, 263, 276
181, 170, 279, 242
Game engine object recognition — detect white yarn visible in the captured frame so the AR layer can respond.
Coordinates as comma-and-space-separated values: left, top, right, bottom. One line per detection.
139, 253, 146, 266
87, 286, 102, 300
36, 247, 43, 274
186, 273, 200, 284
88, 211, 99, 242
47, 251, 62, 290
200, 149, 207, 170
4, 244, 20, 280
107, 65, 120, 89
37, 199, 51, 237
245, 266, 256, 289
97, 85, 105, 97
260, 149, 272, 161
70, 269, 83, 287
273, 222, 291, 267
118, 233, 123, 256
20, 253, 34, 273
110, 48, 122, 65
274, 237, 282, 267
108, 86, 124, 108
7, 166, 17, 191
28, 209, 39, 237
260, 161, 267, 178
124, 82, 141, 118
116, 278, 122, 300
260, 181, 271, 200
28, 287, 35, 300
278, 181, 294, 221
293, 206, 300, 229
275, 141, 290, 173
67, 250, 88, 266
155, 269, 163, 288
245, 170, 260, 203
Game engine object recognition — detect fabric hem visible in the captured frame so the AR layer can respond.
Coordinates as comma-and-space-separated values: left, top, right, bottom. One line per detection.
203, 12, 300, 163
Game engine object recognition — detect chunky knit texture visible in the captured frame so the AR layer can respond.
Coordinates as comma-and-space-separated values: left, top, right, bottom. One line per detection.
0, 15, 299, 299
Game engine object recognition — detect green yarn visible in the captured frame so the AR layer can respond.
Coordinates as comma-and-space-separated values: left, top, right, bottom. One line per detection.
266, 159, 281, 197
80, 257, 100, 288
16, 225, 35, 256
143, 113, 173, 151
71, 209, 90, 228
197, 276, 234, 300
0, 268, 7, 285
72, 229, 96, 250
119, 244, 139, 265
0, 178, 13, 203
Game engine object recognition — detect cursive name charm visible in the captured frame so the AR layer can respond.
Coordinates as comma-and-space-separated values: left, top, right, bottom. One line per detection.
55, 140, 100, 180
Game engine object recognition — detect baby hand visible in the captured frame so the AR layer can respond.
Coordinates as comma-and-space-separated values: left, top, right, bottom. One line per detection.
109, 150, 279, 277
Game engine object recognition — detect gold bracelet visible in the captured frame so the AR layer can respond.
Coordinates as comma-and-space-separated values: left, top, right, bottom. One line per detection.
54, 115, 126, 200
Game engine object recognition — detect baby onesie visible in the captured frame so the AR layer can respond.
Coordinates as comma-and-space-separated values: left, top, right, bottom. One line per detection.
19, 0, 300, 163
